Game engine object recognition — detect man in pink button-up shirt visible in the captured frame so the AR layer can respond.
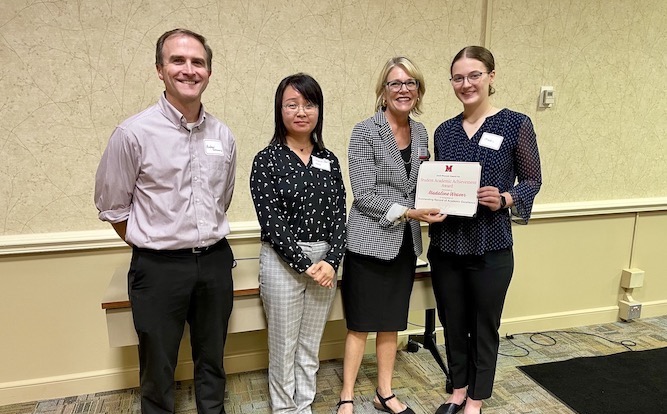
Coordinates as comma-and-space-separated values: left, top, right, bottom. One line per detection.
95, 28, 236, 414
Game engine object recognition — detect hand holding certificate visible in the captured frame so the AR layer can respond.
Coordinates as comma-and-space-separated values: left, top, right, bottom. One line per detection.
415, 161, 482, 217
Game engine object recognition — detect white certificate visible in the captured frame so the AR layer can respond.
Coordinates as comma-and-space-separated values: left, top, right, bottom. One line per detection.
415, 161, 482, 217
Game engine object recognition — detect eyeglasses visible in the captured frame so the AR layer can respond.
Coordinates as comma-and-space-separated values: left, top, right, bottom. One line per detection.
385, 79, 419, 92
282, 102, 318, 115
450, 71, 490, 85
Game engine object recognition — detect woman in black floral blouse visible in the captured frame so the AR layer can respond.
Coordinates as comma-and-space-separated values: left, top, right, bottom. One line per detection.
250, 73, 346, 414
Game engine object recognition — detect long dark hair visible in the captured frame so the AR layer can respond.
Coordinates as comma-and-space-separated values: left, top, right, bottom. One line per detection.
271, 73, 325, 151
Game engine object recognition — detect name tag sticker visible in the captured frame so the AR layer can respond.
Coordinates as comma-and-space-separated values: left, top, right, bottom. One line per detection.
311, 156, 331, 171
418, 147, 430, 160
204, 139, 224, 156
479, 132, 503, 150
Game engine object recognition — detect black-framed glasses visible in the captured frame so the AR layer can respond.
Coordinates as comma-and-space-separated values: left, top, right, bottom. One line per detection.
450, 71, 490, 85
385, 79, 419, 92
282, 103, 318, 115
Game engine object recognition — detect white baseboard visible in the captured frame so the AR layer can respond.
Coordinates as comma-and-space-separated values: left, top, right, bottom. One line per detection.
499, 306, 620, 335
637, 300, 667, 319
500, 300, 667, 335
0, 367, 140, 406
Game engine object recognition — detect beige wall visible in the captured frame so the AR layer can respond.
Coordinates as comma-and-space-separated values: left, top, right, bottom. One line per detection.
2, 0, 667, 406
490, 0, 667, 203
2, 0, 667, 234
0, 0, 482, 234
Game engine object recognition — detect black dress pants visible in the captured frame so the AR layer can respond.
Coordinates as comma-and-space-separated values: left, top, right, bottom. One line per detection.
427, 246, 513, 400
129, 239, 234, 414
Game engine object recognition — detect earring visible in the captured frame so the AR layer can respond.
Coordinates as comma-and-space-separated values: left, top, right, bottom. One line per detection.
382, 99, 386, 107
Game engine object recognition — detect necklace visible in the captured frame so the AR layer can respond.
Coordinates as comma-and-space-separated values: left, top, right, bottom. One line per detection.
287, 141, 313, 153
400, 145, 412, 164
464, 105, 495, 125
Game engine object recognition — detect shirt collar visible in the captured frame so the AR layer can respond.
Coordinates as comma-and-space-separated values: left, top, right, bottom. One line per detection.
158, 92, 207, 129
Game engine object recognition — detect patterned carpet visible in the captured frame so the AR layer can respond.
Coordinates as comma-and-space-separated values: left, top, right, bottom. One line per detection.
2, 315, 666, 414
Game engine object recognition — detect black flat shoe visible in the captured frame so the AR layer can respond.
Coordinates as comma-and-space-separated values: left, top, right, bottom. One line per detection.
373, 389, 415, 414
336, 399, 353, 413
434, 401, 465, 414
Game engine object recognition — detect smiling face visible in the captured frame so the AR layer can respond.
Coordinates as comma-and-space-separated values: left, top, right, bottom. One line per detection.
281, 85, 318, 140
450, 57, 495, 108
383, 65, 418, 119
156, 34, 211, 113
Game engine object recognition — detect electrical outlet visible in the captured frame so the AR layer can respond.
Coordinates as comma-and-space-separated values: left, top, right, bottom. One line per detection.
619, 300, 642, 321
539, 86, 555, 108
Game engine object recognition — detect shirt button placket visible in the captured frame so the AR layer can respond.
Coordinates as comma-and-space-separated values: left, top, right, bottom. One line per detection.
190, 128, 206, 245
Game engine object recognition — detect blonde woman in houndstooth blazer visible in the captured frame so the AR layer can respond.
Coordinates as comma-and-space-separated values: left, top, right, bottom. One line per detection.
336, 57, 445, 414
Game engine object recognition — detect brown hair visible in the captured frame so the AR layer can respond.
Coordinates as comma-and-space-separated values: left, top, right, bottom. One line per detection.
451, 46, 495, 95
155, 28, 213, 70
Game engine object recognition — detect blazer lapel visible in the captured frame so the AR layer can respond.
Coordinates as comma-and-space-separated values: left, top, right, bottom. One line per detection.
406, 117, 421, 193
374, 111, 409, 186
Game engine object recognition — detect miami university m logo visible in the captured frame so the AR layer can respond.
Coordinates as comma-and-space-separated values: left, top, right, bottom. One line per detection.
445, 165, 453, 172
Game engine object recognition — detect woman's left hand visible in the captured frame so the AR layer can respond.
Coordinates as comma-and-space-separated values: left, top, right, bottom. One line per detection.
478, 186, 506, 211
306, 260, 336, 288
407, 208, 447, 223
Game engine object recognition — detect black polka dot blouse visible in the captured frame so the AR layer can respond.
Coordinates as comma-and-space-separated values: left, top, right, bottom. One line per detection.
430, 109, 542, 255
250, 144, 347, 273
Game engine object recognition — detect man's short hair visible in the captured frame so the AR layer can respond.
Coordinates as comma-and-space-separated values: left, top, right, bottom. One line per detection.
155, 28, 213, 70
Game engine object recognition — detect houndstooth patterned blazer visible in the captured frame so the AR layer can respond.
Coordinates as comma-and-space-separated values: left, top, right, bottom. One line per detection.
346, 110, 429, 261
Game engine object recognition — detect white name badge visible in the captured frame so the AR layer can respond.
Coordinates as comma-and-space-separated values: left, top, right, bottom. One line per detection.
204, 139, 224, 156
479, 132, 503, 150
311, 156, 331, 171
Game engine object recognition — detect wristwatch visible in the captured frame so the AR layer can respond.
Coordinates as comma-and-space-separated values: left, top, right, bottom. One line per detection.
499, 194, 507, 209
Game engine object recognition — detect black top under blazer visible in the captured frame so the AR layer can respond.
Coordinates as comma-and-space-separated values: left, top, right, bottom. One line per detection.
347, 110, 428, 261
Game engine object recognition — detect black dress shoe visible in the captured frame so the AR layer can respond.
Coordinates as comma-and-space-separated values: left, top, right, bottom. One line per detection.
434, 401, 465, 414
374, 389, 415, 414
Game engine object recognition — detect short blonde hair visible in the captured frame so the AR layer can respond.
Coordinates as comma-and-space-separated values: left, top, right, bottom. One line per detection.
375, 56, 426, 116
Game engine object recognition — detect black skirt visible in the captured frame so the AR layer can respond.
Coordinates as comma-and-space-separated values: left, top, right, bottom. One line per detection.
342, 227, 417, 332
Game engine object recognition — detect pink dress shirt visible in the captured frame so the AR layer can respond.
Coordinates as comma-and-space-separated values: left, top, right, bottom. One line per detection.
95, 93, 237, 250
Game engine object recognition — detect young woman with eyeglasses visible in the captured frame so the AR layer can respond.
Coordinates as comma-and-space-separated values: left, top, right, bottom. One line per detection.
428, 46, 542, 414
250, 73, 347, 414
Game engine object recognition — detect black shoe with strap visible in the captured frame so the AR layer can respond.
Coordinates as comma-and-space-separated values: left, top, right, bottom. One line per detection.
336, 399, 353, 413
434, 400, 465, 414
373, 389, 415, 414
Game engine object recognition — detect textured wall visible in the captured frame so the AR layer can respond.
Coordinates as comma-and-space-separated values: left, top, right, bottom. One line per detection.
0, 0, 481, 234
490, 0, 667, 202
1, 0, 666, 235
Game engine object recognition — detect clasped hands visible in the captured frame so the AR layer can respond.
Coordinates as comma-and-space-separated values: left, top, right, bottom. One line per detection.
306, 261, 336, 289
